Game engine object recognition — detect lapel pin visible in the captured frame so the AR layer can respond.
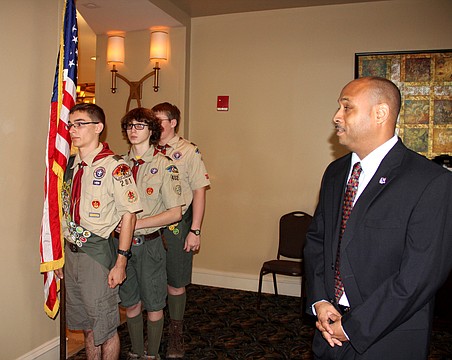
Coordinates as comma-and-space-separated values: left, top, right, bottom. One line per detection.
379, 177, 387, 184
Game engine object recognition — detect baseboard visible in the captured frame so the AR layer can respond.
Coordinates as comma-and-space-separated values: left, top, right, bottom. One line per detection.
192, 267, 302, 297
16, 337, 60, 360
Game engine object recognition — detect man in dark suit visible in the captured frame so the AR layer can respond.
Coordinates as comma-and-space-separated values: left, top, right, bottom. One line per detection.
304, 76, 452, 360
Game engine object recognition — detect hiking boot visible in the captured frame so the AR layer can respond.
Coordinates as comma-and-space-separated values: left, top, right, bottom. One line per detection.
142, 353, 161, 360
127, 352, 141, 360
166, 320, 184, 358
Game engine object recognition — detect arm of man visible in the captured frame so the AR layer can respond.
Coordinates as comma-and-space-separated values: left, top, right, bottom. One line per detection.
184, 186, 207, 252
108, 211, 136, 289
135, 206, 182, 230
304, 169, 345, 346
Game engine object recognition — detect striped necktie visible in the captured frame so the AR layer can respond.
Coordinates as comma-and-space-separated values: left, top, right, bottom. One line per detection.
334, 162, 362, 302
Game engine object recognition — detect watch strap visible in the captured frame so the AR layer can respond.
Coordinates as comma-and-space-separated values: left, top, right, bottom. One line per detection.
117, 248, 132, 260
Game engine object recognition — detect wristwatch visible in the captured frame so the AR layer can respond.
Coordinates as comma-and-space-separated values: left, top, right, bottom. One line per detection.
190, 229, 201, 236
117, 248, 132, 260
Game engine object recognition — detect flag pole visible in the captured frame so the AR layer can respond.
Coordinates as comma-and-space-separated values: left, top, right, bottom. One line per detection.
60, 277, 66, 359
40, 0, 77, 356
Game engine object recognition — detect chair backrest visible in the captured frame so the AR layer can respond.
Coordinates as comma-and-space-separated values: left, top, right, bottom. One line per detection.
277, 211, 313, 260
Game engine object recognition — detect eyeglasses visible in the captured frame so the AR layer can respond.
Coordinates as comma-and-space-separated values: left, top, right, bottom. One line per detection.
124, 123, 148, 130
66, 121, 100, 130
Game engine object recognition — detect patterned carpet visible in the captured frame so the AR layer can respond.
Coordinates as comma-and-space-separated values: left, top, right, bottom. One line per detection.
68, 284, 451, 359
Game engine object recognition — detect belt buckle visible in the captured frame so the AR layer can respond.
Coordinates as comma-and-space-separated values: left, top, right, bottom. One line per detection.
132, 236, 144, 246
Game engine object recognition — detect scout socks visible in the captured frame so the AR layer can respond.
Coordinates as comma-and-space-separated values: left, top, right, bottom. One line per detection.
147, 317, 164, 357
127, 313, 145, 356
168, 292, 186, 321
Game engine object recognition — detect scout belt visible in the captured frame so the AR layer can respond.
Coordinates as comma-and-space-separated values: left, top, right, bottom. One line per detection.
132, 228, 163, 246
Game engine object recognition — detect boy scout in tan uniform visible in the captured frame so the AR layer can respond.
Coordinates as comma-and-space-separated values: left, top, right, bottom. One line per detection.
55, 103, 141, 360
118, 107, 184, 360
152, 102, 210, 358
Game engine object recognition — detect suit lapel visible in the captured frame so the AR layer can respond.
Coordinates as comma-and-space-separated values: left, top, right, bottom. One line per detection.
328, 157, 351, 258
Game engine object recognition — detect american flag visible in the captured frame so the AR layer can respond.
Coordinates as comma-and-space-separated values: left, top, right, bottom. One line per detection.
40, 0, 78, 319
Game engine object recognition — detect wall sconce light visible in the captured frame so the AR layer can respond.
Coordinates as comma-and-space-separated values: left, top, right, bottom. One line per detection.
149, 31, 168, 92
107, 31, 168, 111
107, 36, 124, 94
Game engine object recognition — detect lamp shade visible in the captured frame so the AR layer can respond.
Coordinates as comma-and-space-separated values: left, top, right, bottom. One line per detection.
150, 31, 168, 60
107, 36, 124, 63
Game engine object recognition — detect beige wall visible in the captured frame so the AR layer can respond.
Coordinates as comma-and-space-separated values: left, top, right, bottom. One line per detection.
0, 0, 61, 358
188, 0, 452, 278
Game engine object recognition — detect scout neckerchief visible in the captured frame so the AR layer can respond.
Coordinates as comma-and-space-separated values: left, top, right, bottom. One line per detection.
153, 144, 170, 156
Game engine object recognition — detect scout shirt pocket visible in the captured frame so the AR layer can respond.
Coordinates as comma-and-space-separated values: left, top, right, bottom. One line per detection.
170, 153, 189, 185
86, 165, 111, 219
140, 166, 165, 202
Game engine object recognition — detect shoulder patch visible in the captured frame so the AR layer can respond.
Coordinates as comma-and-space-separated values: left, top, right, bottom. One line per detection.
112, 163, 132, 180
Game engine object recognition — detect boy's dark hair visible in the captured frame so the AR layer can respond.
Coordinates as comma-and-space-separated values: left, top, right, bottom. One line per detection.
120, 107, 162, 145
69, 103, 106, 126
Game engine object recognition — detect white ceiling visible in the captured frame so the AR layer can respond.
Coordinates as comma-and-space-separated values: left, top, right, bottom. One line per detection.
77, 0, 387, 35
168, 0, 387, 18
77, 0, 182, 34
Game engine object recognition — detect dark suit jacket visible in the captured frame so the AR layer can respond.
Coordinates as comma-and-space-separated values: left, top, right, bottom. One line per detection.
304, 140, 452, 360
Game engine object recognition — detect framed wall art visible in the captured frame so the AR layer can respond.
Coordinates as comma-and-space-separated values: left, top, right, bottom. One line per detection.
355, 49, 452, 159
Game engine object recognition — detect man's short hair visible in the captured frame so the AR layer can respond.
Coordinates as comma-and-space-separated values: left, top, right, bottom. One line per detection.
364, 77, 402, 120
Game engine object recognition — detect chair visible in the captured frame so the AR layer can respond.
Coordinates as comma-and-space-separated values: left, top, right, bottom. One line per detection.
257, 211, 313, 310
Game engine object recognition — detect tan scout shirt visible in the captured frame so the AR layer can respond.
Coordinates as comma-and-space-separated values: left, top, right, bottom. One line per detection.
164, 135, 210, 215
65, 143, 142, 239
124, 146, 184, 235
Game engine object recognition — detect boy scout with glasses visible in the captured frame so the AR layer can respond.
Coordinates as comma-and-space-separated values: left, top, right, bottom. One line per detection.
151, 102, 210, 358
55, 103, 142, 360
118, 107, 184, 360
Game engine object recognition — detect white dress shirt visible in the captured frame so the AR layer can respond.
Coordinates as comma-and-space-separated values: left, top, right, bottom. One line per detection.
339, 135, 398, 306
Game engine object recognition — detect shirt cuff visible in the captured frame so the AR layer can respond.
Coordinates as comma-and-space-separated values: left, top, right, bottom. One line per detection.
311, 299, 330, 316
